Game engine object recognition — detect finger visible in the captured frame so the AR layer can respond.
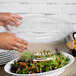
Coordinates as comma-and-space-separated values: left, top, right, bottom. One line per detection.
9, 18, 22, 26
5, 26, 10, 31
12, 47, 24, 52
3, 22, 10, 31
16, 37, 29, 45
15, 43, 29, 50
11, 33, 16, 36
0, 21, 4, 26
3, 21, 16, 31
11, 14, 23, 20
5, 20, 20, 27
8, 21, 19, 27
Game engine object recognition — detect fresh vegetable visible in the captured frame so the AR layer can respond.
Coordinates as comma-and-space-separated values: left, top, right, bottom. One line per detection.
10, 50, 70, 74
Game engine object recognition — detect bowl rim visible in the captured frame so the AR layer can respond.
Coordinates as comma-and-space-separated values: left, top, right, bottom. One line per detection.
4, 52, 74, 76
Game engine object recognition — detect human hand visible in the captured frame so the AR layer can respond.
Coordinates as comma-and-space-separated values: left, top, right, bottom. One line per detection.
0, 13, 23, 31
0, 32, 29, 52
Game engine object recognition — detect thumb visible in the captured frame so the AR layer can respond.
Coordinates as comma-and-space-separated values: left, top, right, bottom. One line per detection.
12, 33, 16, 36
4, 21, 10, 31
4, 26, 10, 31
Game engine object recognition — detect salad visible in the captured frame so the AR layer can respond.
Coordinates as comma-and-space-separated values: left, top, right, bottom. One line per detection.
10, 50, 70, 74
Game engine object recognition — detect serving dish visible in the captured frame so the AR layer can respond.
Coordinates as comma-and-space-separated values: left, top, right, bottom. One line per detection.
4, 51, 74, 76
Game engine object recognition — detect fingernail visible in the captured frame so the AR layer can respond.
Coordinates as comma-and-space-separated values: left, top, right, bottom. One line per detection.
27, 47, 30, 50
18, 22, 22, 25
26, 41, 29, 44
22, 50, 24, 52
13, 33, 16, 35
16, 22, 22, 27
20, 17, 23, 20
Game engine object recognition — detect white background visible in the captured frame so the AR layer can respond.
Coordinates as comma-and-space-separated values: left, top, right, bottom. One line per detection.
0, 0, 76, 32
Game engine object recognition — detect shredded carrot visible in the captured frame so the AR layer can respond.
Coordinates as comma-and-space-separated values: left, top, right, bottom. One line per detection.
47, 67, 49, 69
57, 58, 62, 62
40, 56, 43, 57
19, 62, 22, 64
22, 59, 25, 60
23, 63, 28, 68
17, 63, 19, 64
45, 61, 48, 62
19, 62, 28, 68
60, 56, 63, 59
37, 63, 39, 64
34, 61, 37, 63
49, 54, 52, 57
34, 66, 36, 68
56, 63, 59, 68
41, 50, 44, 54
32, 73, 35, 74
28, 68, 31, 70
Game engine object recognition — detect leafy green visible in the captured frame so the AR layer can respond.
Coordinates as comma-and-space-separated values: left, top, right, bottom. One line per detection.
10, 50, 70, 74
20, 51, 33, 61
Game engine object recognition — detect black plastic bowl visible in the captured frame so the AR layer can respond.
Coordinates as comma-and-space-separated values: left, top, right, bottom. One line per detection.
71, 49, 76, 57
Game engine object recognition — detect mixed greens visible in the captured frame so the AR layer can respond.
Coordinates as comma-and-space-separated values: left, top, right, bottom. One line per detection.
10, 50, 70, 74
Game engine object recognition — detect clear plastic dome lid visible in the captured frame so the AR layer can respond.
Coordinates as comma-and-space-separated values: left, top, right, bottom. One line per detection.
6, 15, 73, 42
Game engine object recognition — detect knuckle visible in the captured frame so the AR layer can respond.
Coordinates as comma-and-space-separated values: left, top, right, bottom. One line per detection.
13, 37, 17, 41
12, 41, 16, 46
21, 39, 25, 43
19, 44, 23, 48
20, 44, 25, 48
17, 49, 21, 52
21, 44, 24, 47
10, 46, 14, 50
24, 46, 28, 49
8, 17, 12, 20
19, 39, 24, 43
23, 45, 27, 49
12, 47, 17, 51
25, 46, 28, 48
19, 44, 27, 49
8, 13, 12, 15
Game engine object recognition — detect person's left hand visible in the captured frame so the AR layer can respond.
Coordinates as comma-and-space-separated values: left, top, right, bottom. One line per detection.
0, 13, 23, 31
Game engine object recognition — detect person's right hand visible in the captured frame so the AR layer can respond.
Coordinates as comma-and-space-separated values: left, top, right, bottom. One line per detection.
0, 32, 29, 52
